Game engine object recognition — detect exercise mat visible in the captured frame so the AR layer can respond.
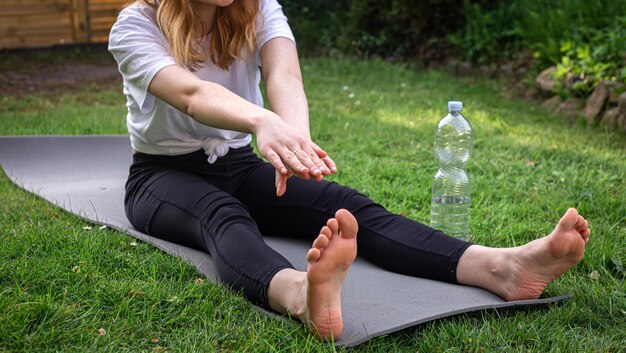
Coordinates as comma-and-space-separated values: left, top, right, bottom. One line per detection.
0, 135, 571, 347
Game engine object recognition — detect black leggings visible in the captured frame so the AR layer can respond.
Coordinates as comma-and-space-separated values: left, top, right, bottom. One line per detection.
125, 146, 472, 309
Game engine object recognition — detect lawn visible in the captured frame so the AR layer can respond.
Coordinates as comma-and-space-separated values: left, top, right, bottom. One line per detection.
1, 55, 625, 352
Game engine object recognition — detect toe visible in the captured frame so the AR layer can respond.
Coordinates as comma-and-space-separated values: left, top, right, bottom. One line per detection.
327, 218, 339, 235
307, 248, 321, 263
581, 228, 590, 240
335, 209, 358, 238
558, 208, 579, 230
575, 216, 585, 229
313, 232, 330, 250
320, 226, 332, 239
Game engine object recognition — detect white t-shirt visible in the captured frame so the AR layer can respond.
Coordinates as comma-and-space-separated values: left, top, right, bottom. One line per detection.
108, 0, 295, 163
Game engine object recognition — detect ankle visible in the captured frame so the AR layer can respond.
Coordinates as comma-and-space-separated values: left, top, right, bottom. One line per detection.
288, 276, 308, 319
268, 269, 308, 318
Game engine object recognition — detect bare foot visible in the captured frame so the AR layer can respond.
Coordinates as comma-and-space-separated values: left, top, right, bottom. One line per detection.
458, 208, 590, 301
304, 209, 358, 340
502, 208, 590, 300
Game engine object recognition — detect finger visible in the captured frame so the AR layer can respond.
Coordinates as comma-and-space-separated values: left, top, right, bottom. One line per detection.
279, 146, 311, 178
265, 149, 289, 175
309, 142, 332, 175
321, 154, 337, 174
275, 169, 289, 197
293, 147, 323, 179
304, 147, 329, 177
311, 141, 337, 174
310, 141, 328, 158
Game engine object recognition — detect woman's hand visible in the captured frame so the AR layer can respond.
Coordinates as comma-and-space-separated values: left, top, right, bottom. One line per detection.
254, 114, 336, 196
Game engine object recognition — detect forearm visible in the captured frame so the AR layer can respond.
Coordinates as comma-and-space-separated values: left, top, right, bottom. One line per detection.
148, 64, 276, 135
186, 80, 277, 135
265, 71, 311, 138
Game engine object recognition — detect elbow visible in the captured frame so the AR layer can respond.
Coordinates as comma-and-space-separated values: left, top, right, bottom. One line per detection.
183, 82, 206, 118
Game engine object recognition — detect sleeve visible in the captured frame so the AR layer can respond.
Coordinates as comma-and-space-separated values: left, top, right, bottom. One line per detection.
108, 5, 177, 113
256, 0, 296, 50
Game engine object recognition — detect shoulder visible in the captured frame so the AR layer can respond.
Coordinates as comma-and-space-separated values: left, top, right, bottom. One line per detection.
259, 0, 285, 16
256, 0, 293, 48
112, 3, 159, 33
110, 3, 163, 46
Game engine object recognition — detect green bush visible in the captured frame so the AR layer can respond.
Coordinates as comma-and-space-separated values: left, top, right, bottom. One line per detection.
281, 0, 463, 58
448, 1, 523, 65
449, 0, 625, 94
554, 17, 626, 96
281, 0, 625, 94
280, 1, 348, 56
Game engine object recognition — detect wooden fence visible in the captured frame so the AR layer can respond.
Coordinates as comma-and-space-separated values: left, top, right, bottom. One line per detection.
0, 0, 126, 50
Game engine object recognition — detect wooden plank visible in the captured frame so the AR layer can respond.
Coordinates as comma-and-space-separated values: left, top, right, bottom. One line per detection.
1, 27, 73, 39
0, 13, 71, 27
0, 0, 68, 6
72, 0, 89, 42
0, 4, 72, 17
0, 34, 75, 48
0, 0, 126, 49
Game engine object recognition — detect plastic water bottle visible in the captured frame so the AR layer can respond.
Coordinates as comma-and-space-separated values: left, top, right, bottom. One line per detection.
430, 101, 472, 240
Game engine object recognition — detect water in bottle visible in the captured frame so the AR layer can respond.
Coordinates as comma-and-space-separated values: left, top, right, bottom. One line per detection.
430, 101, 472, 240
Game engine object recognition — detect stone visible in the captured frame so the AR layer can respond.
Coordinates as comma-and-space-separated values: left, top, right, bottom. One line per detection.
555, 98, 585, 120
583, 81, 608, 123
504, 81, 526, 100
618, 113, 626, 133
446, 58, 460, 71
478, 65, 495, 78
457, 61, 472, 76
565, 73, 583, 90
499, 63, 513, 77
541, 95, 562, 114
604, 81, 625, 103
601, 107, 620, 131
536, 66, 557, 94
618, 92, 626, 115
524, 87, 540, 100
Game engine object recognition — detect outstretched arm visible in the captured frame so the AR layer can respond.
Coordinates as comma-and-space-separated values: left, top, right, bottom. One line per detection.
147, 63, 322, 190
260, 37, 337, 195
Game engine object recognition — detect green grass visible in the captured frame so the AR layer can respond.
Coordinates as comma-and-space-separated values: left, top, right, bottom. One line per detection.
1, 56, 625, 352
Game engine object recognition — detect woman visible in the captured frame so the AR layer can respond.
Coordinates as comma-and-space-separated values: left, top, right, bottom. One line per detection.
108, 0, 590, 340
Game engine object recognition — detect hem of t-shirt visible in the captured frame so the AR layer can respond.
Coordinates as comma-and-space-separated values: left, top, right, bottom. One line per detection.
258, 32, 295, 52
129, 134, 253, 156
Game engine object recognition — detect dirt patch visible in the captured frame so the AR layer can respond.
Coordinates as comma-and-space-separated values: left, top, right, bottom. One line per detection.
0, 45, 122, 97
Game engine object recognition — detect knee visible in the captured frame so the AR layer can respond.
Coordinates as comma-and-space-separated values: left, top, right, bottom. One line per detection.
204, 199, 256, 236
329, 183, 383, 214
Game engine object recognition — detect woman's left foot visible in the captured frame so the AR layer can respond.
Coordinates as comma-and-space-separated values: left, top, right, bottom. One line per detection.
501, 208, 590, 300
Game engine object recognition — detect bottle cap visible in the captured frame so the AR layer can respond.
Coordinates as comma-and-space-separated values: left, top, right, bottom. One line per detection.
448, 101, 463, 112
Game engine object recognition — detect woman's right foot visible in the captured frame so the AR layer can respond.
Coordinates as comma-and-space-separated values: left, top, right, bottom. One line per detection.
303, 209, 358, 340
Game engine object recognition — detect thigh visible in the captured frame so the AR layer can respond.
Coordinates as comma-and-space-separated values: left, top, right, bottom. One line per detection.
125, 168, 237, 251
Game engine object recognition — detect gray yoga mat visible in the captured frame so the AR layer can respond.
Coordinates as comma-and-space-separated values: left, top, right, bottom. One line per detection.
0, 135, 571, 347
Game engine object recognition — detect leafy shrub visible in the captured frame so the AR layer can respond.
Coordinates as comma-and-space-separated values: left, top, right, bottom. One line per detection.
281, 0, 625, 95
281, 0, 463, 58
553, 17, 626, 96
448, 1, 523, 65
449, 0, 625, 94
280, 1, 348, 56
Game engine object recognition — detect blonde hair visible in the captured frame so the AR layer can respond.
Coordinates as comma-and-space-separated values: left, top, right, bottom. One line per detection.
133, 0, 259, 70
